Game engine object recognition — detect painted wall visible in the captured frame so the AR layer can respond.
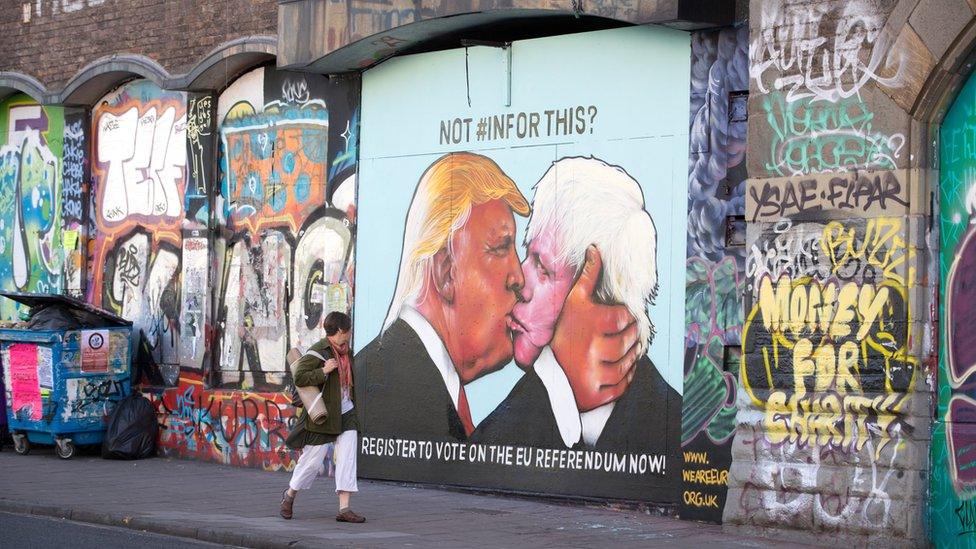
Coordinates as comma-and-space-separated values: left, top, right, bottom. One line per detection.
89, 80, 189, 387
725, 0, 935, 543
680, 26, 749, 523
147, 67, 361, 471
0, 95, 66, 320
933, 66, 976, 545
354, 26, 689, 502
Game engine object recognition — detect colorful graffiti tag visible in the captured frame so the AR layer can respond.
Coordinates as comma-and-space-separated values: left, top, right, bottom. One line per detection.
147, 375, 304, 471
680, 26, 748, 523
89, 80, 188, 386
0, 95, 65, 319
933, 62, 976, 545
729, 0, 921, 536
213, 67, 359, 391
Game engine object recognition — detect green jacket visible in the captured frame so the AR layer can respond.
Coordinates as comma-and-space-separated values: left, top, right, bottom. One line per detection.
293, 338, 351, 436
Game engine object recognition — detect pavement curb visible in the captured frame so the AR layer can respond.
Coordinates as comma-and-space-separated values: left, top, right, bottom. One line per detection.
0, 498, 301, 548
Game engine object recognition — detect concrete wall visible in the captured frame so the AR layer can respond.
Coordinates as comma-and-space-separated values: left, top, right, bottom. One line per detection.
723, 0, 976, 545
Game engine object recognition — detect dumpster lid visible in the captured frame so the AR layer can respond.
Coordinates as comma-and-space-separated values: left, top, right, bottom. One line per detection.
0, 292, 132, 327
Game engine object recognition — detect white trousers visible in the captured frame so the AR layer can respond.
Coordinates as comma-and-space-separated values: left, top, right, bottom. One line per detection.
288, 430, 359, 493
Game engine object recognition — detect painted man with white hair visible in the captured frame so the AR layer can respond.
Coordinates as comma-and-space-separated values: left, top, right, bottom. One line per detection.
355, 152, 641, 442
474, 156, 681, 454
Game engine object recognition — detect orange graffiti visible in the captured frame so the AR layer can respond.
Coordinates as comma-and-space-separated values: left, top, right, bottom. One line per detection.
222, 114, 328, 242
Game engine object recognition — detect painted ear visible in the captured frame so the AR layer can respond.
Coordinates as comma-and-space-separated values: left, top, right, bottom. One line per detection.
431, 247, 456, 303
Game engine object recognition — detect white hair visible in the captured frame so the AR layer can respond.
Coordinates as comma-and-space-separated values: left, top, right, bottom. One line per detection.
526, 156, 658, 353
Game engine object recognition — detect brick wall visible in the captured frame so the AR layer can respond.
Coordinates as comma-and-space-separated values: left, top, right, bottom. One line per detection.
0, 0, 277, 90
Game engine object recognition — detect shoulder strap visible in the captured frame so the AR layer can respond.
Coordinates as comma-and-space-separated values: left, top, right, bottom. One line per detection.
305, 349, 328, 362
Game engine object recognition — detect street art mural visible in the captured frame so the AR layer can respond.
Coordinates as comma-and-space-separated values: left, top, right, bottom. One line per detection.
681, 26, 748, 522
933, 64, 976, 546
354, 26, 689, 502
142, 66, 361, 470
89, 80, 188, 387
730, 0, 922, 536
146, 383, 305, 472
0, 95, 65, 320
213, 66, 358, 391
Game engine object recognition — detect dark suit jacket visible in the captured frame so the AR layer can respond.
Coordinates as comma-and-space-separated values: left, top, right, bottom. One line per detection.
354, 318, 467, 441
473, 354, 681, 458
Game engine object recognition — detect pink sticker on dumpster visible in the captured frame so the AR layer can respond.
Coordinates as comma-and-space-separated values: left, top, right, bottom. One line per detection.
9, 343, 42, 421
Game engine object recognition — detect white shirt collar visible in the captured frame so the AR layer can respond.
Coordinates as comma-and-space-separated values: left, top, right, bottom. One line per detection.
399, 306, 461, 411
534, 346, 614, 448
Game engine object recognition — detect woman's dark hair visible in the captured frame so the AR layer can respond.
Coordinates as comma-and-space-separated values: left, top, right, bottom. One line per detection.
324, 311, 352, 335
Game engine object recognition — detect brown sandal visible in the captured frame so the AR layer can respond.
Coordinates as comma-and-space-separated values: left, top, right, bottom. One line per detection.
336, 508, 366, 523
280, 488, 295, 519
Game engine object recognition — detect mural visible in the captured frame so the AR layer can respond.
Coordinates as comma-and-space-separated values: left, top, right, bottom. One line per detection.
143, 66, 361, 470
214, 66, 358, 391
0, 95, 65, 320
933, 63, 976, 545
354, 26, 689, 502
681, 26, 749, 522
89, 80, 188, 387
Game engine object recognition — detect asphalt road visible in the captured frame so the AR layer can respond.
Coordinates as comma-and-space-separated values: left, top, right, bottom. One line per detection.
0, 511, 238, 548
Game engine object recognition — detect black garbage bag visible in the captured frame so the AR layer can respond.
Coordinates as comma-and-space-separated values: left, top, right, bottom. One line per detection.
27, 304, 77, 330
101, 394, 158, 460
27, 304, 106, 330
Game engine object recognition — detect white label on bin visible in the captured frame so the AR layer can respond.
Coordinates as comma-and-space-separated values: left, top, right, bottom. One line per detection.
81, 329, 110, 373
37, 346, 53, 388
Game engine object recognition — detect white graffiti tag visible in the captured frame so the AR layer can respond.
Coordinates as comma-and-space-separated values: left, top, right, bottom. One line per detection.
750, 0, 904, 103
97, 106, 187, 224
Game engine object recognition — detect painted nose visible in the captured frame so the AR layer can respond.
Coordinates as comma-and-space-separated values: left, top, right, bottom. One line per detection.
508, 256, 525, 294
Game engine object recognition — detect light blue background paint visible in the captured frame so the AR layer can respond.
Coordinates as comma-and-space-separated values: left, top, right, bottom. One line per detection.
356, 25, 691, 424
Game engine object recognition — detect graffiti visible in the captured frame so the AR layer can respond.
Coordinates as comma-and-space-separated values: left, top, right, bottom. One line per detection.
747, 217, 916, 289
149, 377, 300, 471
220, 106, 328, 239
90, 80, 188, 383
32, 0, 107, 17
681, 27, 749, 523
749, 0, 902, 103
0, 97, 64, 319
280, 78, 311, 104
185, 95, 213, 224
687, 27, 748, 266
683, 258, 740, 444
743, 273, 914, 454
736, 429, 907, 533
937, 70, 976, 536
212, 66, 358, 390
62, 377, 126, 420
747, 170, 909, 222
763, 95, 905, 177
62, 119, 85, 224
95, 96, 186, 224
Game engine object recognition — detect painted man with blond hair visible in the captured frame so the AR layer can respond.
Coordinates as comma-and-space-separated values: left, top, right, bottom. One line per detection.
355, 152, 641, 442
356, 152, 530, 440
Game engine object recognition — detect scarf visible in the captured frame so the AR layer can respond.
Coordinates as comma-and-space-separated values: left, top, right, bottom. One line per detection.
333, 345, 353, 391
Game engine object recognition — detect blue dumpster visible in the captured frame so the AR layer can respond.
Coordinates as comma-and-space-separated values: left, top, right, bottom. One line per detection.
0, 293, 132, 459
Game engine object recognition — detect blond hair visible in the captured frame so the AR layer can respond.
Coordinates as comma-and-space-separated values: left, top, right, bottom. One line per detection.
384, 152, 530, 330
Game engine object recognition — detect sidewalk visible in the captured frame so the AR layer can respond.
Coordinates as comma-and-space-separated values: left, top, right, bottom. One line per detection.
0, 448, 799, 548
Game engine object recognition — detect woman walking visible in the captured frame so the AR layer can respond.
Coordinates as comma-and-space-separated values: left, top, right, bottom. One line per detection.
279, 311, 365, 523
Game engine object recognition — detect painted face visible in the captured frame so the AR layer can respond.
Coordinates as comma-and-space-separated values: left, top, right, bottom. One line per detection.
509, 228, 576, 368
447, 199, 524, 383
327, 329, 351, 355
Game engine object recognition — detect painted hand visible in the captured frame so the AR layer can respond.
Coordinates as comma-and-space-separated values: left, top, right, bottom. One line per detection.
550, 245, 639, 412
